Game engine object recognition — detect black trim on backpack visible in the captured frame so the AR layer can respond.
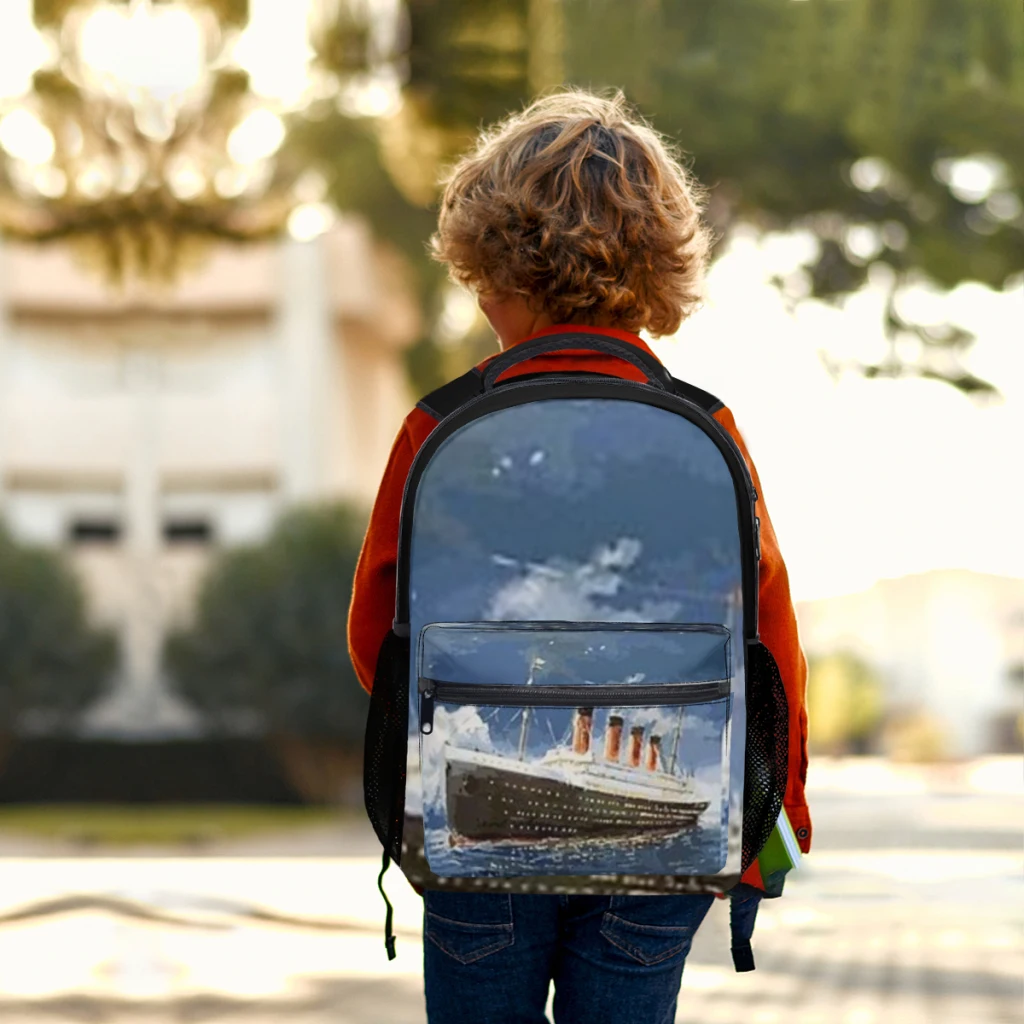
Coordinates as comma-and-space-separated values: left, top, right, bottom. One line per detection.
481, 332, 675, 390
418, 368, 726, 424
670, 376, 724, 416
416, 366, 484, 420
395, 376, 759, 642
414, 332, 726, 423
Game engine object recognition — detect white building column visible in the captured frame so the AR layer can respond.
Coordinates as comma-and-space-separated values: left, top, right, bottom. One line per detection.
122, 344, 164, 730
84, 343, 168, 736
277, 235, 341, 503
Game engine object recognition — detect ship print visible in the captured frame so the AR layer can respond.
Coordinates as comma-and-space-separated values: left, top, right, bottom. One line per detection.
444, 660, 711, 846
418, 622, 733, 877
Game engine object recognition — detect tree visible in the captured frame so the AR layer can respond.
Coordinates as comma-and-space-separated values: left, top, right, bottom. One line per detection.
0, 526, 116, 734
561, 0, 1023, 397
164, 503, 369, 802
303, 0, 1022, 396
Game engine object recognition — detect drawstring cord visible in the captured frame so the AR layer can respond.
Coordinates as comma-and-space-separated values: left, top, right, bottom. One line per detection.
378, 849, 396, 960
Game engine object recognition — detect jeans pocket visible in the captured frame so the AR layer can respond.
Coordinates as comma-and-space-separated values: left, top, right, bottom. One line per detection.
599, 895, 710, 967
424, 892, 514, 965
600, 915, 695, 966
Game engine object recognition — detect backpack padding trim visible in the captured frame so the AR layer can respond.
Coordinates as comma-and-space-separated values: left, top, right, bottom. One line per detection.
415, 367, 483, 420
481, 332, 675, 391
417, 367, 724, 422
671, 376, 724, 416
395, 375, 758, 638
418, 369, 632, 421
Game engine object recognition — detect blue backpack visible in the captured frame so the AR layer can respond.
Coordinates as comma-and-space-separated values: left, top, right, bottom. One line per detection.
364, 332, 789, 967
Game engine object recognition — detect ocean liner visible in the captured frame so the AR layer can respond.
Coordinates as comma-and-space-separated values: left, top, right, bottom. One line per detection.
444, 668, 710, 845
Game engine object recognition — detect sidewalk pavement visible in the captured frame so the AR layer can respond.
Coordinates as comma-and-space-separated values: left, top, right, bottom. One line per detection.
0, 757, 1019, 1022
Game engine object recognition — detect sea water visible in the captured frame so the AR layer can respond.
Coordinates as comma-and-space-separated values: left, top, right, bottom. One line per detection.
422, 804, 729, 877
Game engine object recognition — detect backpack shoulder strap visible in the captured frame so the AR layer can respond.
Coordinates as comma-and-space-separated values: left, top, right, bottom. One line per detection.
416, 367, 484, 421
670, 375, 724, 416
416, 366, 724, 421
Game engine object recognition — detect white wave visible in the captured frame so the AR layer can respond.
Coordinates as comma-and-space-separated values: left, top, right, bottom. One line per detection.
419, 705, 492, 806
485, 536, 681, 621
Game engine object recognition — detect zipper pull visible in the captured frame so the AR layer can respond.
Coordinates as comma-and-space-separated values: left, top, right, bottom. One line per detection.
420, 686, 435, 735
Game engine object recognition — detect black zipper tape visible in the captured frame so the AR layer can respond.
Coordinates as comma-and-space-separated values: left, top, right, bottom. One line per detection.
422, 620, 730, 634
419, 679, 731, 734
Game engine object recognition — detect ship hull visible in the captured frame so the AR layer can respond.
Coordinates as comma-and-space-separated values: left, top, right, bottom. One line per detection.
445, 751, 709, 844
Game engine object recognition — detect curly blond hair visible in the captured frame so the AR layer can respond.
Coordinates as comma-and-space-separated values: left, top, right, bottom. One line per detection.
430, 89, 712, 337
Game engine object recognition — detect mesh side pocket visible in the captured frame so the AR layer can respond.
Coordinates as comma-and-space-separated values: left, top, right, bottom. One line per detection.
363, 628, 410, 863
741, 640, 789, 872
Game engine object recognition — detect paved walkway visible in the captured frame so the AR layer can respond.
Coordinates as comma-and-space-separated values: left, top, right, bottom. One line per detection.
0, 758, 1019, 1023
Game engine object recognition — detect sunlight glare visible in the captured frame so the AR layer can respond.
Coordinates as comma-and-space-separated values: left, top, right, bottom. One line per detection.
287, 202, 336, 242
0, 0, 52, 100
337, 70, 404, 118
227, 109, 286, 165
78, 3, 206, 101
233, 0, 316, 108
436, 285, 480, 348
658, 225, 1024, 601
933, 154, 1008, 204
31, 165, 67, 198
0, 109, 55, 164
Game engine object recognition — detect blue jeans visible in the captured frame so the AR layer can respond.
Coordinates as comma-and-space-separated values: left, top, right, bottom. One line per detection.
422, 891, 715, 1024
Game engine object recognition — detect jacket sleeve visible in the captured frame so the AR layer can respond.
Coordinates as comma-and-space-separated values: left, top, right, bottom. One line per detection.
347, 424, 417, 694
714, 406, 812, 855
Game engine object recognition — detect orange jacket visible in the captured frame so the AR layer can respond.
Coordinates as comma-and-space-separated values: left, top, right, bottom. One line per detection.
348, 325, 812, 883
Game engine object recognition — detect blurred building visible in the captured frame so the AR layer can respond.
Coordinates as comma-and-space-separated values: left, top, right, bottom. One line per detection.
796, 569, 1024, 757
0, 221, 419, 736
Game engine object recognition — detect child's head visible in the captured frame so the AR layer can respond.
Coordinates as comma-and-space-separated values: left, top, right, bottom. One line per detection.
431, 88, 712, 343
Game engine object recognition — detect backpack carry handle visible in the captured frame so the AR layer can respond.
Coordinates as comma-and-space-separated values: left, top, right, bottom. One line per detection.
482, 332, 674, 392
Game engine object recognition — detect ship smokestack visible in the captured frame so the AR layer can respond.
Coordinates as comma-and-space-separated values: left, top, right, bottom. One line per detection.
645, 735, 662, 772
572, 708, 594, 755
628, 725, 645, 767
604, 715, 624, 762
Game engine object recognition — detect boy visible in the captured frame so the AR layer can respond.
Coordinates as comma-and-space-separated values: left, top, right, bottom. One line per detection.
349, 88, 810, 1024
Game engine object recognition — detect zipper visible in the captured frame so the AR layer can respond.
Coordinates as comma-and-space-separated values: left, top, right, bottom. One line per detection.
423, 620, 729, 634
419, 678, 730, 734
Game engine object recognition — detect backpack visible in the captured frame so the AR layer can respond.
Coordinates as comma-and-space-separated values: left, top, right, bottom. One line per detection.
363, 332, 790, 967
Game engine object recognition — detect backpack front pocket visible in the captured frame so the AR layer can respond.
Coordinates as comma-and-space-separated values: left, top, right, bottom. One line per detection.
416, 622, 733, 878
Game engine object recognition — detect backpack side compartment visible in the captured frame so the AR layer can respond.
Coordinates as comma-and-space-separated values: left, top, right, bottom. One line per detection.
363, 627, 411, 864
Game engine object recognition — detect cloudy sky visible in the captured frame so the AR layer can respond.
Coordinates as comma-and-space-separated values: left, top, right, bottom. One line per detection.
409, 399, 743, 628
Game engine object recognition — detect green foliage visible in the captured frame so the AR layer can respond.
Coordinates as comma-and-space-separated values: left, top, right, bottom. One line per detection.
305, 0, 1022, 396
806, 650, 885, 755
0, 527, 116, 732
403, 0, 534, 131
0, 803, 335, 848
563, 0, 1023, 293
165, 504, 369, 745
285, 114, 453, 395
287, 116, 444, 299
